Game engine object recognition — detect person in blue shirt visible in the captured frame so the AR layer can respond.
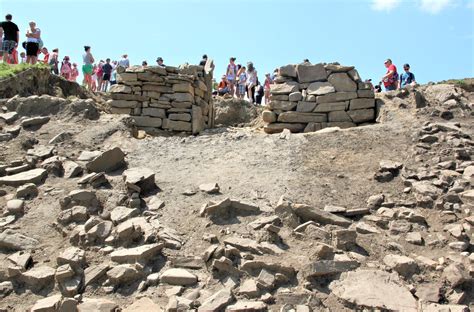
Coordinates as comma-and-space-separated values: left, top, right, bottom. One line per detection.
399, 63, 416, 88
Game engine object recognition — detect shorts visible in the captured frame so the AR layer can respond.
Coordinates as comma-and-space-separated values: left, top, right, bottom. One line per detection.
102, 73, 111, 81
2, 40, 16, 54
238, 84, 246, 95
227, 75, 235, 83
82, 64, 93, 75
26, 42, 39, 56
384, 84, 397, 91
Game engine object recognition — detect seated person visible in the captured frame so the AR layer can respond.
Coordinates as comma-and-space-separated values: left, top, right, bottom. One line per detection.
218, 75, 230, 96
400, 63, 416, 88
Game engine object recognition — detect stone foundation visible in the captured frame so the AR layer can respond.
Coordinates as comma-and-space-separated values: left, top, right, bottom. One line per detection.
107, 63, 214, 135
263, 63, 375, 134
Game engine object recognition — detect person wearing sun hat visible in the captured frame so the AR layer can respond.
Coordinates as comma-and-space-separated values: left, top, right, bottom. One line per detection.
156, 57, 165, 67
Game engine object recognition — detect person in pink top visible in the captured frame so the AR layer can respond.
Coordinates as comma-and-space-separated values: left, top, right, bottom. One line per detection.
264, 73, 273, 104
60, 56, 72, 80
70, 63, 79, 82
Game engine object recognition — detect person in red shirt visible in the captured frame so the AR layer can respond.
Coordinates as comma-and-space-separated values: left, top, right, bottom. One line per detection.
217, 75, 230, 96
41, 47, 49, 64
381, 59, 399, 91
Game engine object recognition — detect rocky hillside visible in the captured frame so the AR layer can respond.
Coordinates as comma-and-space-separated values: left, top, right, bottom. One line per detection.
0, 70, 473, 311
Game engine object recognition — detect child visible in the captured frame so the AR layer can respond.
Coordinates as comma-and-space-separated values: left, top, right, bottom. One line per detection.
60, 56, 72, 80
226, 57, 237, 96
70, 63, 79, 82
237, 66, 247, 100
264, 73, 272, 104
101, 58, 113, 92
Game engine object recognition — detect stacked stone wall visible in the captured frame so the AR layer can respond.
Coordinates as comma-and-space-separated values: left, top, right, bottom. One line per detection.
107, 64, 214, 135
263, 63, 375, 134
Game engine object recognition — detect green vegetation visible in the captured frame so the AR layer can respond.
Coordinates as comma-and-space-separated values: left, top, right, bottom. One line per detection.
0, 62, 48, 80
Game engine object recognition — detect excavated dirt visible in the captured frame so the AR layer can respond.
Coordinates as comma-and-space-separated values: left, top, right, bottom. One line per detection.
0, 74, 473, 311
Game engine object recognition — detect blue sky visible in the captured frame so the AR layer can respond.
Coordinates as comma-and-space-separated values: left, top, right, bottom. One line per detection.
1, 0, 473, 83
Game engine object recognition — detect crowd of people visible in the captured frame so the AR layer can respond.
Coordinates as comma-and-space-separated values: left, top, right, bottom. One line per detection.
212, 56, 276, 105
1, 14, 417, 97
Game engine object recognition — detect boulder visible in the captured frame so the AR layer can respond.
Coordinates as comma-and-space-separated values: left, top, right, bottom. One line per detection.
278, 112, 327, 123
110, 243, 164, 264
122, 167, 156, 194
347, 109, 374, 123
106, 264, 141, 285
296, 64, 327, 83
110, 206, 139, 224
269, 82, 299, 95
292, 204, 352, 227
30, 294, 63, 312
0, 230, 39, 251
123, 298, 162, 312
0, 168, 47, 187
21, 116, 50, 128
307, 82, 336, 95
279, 65, 297, 78
77, 298, 118, 312
349, 98, 375, 110
86, 147, 125, 173
329, 270, 418, 312
21, 265, 55, 290
267, 100, 297, 111
383, 254, 418, 277
328, 73, 357, 92
198, 288, 233, 312
304, 260, 360, 278
226, 301, 267, 312
160, 268, 198, 286
57, 247, 86, 269
15, 183, 39, 199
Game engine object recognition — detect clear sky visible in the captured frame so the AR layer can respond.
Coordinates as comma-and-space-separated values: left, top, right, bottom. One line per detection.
1, 0, 473, 84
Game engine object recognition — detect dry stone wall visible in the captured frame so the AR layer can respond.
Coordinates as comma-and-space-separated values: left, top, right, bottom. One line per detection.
263, 63, 375, 134
107, 64, 214, 135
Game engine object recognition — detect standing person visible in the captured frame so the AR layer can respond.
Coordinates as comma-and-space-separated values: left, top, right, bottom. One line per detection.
156, 57, 165, 67
82, 46, 94, 90
25, 21, 41, 65
246, 62, 257, 104
70, 63, 79, 82
264, 73, 272, 104
60, 56, 72, 80
41, 47, 49, 64
0, 14, 19, 64
255, 80, 264, 105
142, 60, 148, 67
19, 51, 26, 63
199, 54, 208, 66
110, 60, 118, 85
91, 64, 98, 92
49, 48, 59, 74
96, 60, 104, 92
399, 64, 416, 88
381, 59, 398, 91
226, 57, 237, 96
118, 54, 129, 68
236, 66, 247, 100
101, 58, 113, 92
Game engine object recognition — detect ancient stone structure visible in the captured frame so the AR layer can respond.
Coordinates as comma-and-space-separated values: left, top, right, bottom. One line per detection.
263, 63, 376, 134
107, 63, 214, 135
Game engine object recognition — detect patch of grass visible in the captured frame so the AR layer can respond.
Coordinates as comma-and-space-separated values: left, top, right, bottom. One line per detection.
0, 62, 48, 80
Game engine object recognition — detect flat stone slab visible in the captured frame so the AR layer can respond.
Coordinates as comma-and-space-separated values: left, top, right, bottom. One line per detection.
293, 204, 352, 227
329, 270, 418, 312
0, 229, 39, 251
27, 146, 54, 159
86, 147, 125, 173
122, 167, 156, 193
0, 168, 47, 187
110, 243, 164, 264
160, 268, 198, 286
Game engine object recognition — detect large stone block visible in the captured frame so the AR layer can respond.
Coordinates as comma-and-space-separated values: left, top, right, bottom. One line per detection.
142, 108, 166, 118
169, 113, 191, 122
192, 105, 204, 135
108, 100, 138, 109
132, 116, 162, 128
162, 119, 192, 132
270, 82, 299, 95
278, 112, 327, 123
172, 83, 194, 94
142, 84, 172, 93
328, 73, 357, 92
117, 73, 138, 83
137, 72, 165, 82
348, 69, 361, 82
268, 101, 297, 111
296, 101, 317, 113
350, 98, 375, 110
357, 89, 374, 98
316, 92, 357, 104
109, 84, 132, 94
296, 63, 327, 83
328, 111, 352, 122
172, 93, 195, 103
348, 109, 375, 123
279, 64, 297, 78
111, 93, 148, 101
263, 123, 305, 134
307, 82, 336, 96
313, 101, 348, 113
262, 111, 277, 123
